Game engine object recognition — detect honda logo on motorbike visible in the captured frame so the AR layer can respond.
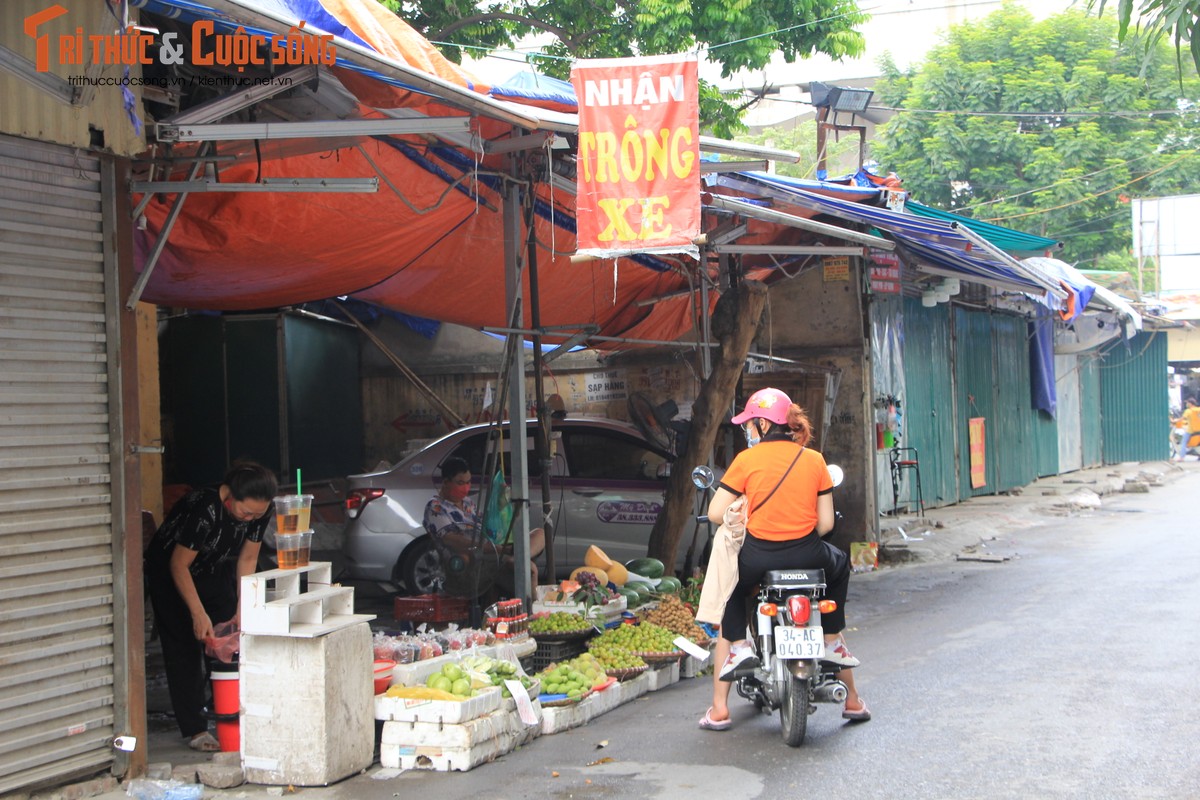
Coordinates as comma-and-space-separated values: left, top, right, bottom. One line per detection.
778, 572, 811, 580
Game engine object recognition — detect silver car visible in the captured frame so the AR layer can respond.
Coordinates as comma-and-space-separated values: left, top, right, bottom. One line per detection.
339, 417, 675, 593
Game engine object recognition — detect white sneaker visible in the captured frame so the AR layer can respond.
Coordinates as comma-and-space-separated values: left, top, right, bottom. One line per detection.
720, 642, 758, 681
822, 639, 861, 668
719, 643, 760, 681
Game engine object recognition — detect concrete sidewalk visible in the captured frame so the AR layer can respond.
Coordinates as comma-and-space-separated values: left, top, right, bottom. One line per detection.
24, 459, 1197, 800
873, 459, 1195, 568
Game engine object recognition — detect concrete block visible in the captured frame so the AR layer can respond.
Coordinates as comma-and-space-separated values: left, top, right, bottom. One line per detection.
170, 764, 198, 783
196, 762, 245, 789
210, 751, 240, 767
146, 763, 172, 781
241, 622, 374, 786
29, 775, 117, 800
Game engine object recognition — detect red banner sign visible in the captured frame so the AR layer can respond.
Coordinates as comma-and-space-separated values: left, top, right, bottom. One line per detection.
570, 54, 700, 258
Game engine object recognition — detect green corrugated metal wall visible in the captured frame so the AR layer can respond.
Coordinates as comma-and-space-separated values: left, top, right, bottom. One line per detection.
1079, 355, 1103, 467
952, 308, 1039, 498
1098, 331, 1170, 463
900, 298, 957, 507
1033, 408, 1059, 477
895, 304, 1160, 506
955, 308, 996, 499
992, 314, 1038, 490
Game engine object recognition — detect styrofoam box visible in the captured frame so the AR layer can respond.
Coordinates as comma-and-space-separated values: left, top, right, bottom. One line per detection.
379, 707, 540, 772
617, 672, 650, 703
647, 660, 681, 691
381, 706, 539, 750
375, 686, 501, 723
680, 642, 713, 679
540, 680, 624, 735
501, 679, 540, 713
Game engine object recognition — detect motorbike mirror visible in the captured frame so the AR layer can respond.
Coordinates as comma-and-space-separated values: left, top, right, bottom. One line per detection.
691, 465, 715, 489
827, 464, 844, 488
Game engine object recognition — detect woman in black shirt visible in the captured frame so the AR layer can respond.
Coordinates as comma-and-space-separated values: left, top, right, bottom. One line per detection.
145, 461, 276, 751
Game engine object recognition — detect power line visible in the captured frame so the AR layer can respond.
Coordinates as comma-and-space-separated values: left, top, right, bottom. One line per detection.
870, 104, 1196, 118
955, 150, 1170, 212
978, 153, 1193, 222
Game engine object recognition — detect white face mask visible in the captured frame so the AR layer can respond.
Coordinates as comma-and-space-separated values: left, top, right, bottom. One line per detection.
744, 422, 762, 448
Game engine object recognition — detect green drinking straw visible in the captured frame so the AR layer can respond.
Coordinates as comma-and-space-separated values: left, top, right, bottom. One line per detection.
296, 469, 301, 495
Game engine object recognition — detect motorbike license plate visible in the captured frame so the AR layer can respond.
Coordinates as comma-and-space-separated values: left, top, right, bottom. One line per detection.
774, 626, 824, 659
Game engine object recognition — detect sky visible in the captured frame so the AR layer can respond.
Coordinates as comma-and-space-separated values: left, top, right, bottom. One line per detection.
717, 0, 1083, 126
465, 0, 1086, 98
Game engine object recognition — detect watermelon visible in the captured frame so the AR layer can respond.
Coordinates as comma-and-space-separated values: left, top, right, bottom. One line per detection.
624, 581, 655, 604
657, 576, 682, 594
616, 586, 641, 606
625, 557, 665, 580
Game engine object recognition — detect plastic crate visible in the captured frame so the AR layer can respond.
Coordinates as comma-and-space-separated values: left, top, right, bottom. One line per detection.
529, 639, 586, 673
393, 594, 470, 624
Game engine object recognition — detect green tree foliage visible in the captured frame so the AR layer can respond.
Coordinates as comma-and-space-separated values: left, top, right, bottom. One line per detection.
379, 0, 867, 137
873, 5, 1200, 265
1089, 0, 1200, 77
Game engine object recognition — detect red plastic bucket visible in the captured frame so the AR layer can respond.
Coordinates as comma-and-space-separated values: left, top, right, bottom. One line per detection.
211, 672, 240, 752
373, 659, 396, 695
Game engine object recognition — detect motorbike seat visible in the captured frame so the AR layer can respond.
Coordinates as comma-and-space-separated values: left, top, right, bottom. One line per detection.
762, 569, 826, 588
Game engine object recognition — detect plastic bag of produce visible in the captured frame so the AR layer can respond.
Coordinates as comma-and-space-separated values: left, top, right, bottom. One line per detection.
202, 618, 239, 663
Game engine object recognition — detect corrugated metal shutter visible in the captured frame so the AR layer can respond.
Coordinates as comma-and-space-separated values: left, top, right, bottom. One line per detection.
954, 308, 996, 499
1055, 354, 1084, 473
0, 134, 116, 793
901, 297, 958, 508
991, 314, 1037, 490
1099, 331, 1170, 463
1080, 356, 1103, 467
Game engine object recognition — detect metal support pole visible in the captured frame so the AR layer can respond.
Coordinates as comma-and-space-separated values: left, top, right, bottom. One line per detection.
125, 142, 210, 309
503, 173, 532, 605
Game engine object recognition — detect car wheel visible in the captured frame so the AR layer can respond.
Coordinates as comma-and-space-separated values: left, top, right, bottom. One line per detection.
396, 536, 444, 595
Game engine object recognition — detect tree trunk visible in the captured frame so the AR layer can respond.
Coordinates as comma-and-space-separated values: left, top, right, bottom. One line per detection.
647, 280, 768, 569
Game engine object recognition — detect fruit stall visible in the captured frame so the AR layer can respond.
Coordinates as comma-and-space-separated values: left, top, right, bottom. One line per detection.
370, 546, 713, 773
223, 547, 711, 781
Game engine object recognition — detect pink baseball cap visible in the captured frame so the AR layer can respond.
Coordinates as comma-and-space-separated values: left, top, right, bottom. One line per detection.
731, 388, 792, 426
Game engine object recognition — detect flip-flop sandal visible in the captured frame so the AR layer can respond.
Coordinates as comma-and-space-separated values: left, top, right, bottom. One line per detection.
698, 708, 732, 731
842, 701, 871, 723
188, 731, 221, 752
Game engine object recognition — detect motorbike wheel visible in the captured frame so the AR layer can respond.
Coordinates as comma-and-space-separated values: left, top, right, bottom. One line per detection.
779, 675, 810, 747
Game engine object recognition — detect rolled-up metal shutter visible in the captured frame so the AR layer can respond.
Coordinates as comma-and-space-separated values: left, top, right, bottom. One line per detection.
0, 133, 117, 793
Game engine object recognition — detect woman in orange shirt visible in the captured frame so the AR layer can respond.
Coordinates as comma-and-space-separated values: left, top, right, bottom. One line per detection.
699, 388, 869, 731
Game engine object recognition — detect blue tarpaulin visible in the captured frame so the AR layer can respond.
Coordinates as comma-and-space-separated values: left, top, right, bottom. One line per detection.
1029, 311, 1057, 417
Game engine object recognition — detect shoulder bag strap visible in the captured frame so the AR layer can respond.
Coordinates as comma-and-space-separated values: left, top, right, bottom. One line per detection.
755, 445, 804, 512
